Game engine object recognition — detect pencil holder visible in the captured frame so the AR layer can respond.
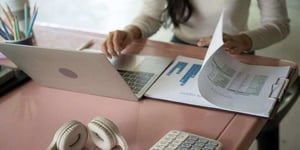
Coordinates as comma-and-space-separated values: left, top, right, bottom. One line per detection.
5, 34, 33, 45
0, 1, 37, 42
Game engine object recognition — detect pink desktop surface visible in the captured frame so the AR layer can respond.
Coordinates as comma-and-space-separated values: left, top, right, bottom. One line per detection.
0, 81, 234, 149
0, 25, 298, 150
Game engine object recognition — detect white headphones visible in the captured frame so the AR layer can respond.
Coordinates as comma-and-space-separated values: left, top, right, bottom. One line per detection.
47, 117, 128, 150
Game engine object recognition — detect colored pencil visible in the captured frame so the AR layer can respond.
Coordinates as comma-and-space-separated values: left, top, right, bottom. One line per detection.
24, 2, 29, 34
0, 18, 12, 40
26, 8, 38, 37
15, 18, 21, 40
0, 5, 13, 32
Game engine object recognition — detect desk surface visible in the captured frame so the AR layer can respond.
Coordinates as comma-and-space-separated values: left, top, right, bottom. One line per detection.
0, 24, 298, 150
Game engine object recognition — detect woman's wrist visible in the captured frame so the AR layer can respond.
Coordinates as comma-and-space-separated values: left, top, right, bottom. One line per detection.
124, 25, 142, 40
239, 33, 253, 52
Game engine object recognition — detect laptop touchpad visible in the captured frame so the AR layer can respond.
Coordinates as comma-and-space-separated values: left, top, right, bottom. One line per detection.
109, 54, 145, 70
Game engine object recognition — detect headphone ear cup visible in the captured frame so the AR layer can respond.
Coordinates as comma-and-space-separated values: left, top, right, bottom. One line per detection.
87, 117, 128, 150
47, 120, 88, 150
98, 118, 128, 150
87, 118, 116, 150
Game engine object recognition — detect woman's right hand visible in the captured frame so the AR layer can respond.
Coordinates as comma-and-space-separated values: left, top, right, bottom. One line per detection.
197, 33, 252, 54
101, 30, 133, 58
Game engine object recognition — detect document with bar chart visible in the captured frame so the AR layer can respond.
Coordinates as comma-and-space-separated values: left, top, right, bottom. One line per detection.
145, 11, 291, 118
145, 56, 219, 108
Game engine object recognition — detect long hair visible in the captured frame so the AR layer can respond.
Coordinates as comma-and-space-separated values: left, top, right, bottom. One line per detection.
166, 0, 193, 27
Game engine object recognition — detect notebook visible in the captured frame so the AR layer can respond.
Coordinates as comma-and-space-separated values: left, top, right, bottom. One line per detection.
0, 43, 172, 101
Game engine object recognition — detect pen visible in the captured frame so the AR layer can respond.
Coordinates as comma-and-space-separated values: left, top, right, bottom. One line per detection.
77, 39, 94, 50
12, 18, 17, 40
26, 7, 38, 37
15, 18, 21, 40
5, 3, 15, 21
0, 28, 8, 40
0, 18, 12, 40
24, 2, 29, 34
0, 5, 13, 32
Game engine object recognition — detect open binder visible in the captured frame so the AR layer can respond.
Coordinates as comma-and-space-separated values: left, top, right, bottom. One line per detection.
0, 65, 30, 96
145, 12, 291, 118
269, 78, 289, 100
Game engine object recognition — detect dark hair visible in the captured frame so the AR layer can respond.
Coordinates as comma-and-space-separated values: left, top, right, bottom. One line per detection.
166, 0, 193, 27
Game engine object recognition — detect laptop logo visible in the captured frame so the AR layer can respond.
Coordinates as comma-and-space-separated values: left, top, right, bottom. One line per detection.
58, 68, 78, 79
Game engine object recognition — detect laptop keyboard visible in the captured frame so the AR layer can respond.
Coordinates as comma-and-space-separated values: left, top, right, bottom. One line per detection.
117, 70, 154, 94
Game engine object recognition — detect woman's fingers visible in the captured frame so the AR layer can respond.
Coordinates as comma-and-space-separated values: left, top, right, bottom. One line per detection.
112, 31, 122, 56
197, 36, 212, 47
197, 33, 232, 48
224, 38, 241, 54
101, 40, 111, 58
107, 32, 119, 57
223, 33, 252, 54
101, 30, 132, 58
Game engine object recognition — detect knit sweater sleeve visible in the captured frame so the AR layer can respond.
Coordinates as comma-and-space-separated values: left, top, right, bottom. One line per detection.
125, 0, 166, 38
244, 0, 290, 50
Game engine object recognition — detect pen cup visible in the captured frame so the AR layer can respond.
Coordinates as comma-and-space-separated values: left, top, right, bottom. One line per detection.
5, 35, 34, 46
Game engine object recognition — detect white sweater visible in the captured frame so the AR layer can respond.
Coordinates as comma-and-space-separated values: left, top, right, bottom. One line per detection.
128, 0, 290, 50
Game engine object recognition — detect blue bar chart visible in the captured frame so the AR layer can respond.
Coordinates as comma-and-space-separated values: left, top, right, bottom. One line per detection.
180, 64, 201, 86
167, 61, 187, 75
167, 61, 202, 86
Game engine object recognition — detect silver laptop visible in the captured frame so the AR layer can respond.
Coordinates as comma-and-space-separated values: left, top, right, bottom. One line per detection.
0, 43, 173, 101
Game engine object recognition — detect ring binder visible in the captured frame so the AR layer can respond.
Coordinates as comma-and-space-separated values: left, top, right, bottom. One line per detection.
269, 78, 289, 100
0, 65, 30, 96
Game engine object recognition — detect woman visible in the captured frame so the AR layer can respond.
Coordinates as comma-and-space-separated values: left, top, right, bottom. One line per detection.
101, 0, 290, 58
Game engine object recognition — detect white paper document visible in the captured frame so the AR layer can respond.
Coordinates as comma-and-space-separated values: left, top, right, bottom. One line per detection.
145, 56, 220, 109
145, 12, 291, 117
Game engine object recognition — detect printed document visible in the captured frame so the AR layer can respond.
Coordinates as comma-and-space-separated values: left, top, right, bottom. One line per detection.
145, 12, 291, 117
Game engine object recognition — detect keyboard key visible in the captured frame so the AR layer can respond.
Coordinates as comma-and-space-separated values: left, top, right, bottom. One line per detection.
149, 130, 222, 150
117, 70, 154, 94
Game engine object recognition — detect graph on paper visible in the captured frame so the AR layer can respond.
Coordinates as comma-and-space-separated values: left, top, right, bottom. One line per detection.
167, 61, 202, 86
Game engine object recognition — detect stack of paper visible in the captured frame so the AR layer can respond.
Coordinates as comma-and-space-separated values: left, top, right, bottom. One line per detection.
145, 12, 290, 118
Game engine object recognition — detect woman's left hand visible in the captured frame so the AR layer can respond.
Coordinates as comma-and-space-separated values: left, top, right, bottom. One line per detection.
197, 33, 252, 54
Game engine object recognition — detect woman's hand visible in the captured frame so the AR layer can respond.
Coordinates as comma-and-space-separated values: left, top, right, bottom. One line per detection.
101, 25, 142, 58
197, 33, 252, 54
101, 30, 133, 59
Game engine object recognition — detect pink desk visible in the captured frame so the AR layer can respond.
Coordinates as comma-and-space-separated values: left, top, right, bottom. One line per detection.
0, 25, 298, 150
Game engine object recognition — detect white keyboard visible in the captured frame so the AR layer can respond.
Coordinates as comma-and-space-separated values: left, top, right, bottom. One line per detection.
150, 130, 222, 150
